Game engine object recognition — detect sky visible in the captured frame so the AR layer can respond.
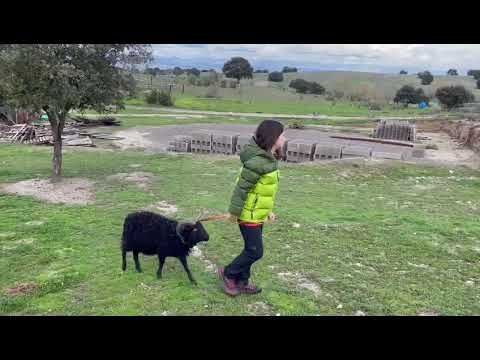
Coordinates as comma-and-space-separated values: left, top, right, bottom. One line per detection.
150, 44, 480, 75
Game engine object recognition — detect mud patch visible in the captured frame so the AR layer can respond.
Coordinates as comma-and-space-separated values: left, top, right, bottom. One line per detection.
107, 172, 154, 189
4, 282, 39, 297
0, 178, 95, 205
277, 272, 322, 297
144, 201, 178, 215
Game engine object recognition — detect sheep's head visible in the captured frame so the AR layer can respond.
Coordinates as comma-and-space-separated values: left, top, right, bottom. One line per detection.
177, 221, 209, 247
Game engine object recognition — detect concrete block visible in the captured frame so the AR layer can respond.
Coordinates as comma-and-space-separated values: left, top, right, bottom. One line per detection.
191, 131, 212, 154
169, 135, 191, 152
211, 132, 239, 155
341, 145, 372, 159
314, 144, 343, 161
286, 139, 316, 162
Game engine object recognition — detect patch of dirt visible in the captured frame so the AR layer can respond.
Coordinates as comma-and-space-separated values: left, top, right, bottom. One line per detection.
190, 246, 217, 273
2, 238, 36, 251
247, 301, 274, 315
144, 201, 178, 215
0, 178, 95, 205
277, 272, 322, 297
422, 132, 478, 164
113, 129, 154, 150
4, 282, 39, 297
25, 221, 44, 226
107, 172, 154, 189
128, 164, 143, 168
417, 310, 439, 316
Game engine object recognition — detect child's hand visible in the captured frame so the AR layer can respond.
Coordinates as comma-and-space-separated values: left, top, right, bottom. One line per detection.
227, 214, 238, 223
268, 212, 277, 223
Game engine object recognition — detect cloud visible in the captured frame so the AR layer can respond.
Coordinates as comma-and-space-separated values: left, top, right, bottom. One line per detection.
150, 44, 480, 74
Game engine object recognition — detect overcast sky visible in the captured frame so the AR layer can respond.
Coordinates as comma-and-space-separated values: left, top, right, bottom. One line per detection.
150, 44, 480, 75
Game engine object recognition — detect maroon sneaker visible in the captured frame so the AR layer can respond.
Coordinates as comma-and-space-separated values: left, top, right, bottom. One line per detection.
238, 282, 262, 295
218, 267, 239, 297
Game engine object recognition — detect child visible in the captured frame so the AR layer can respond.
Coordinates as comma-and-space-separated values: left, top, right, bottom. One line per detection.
218, 119, 285, 296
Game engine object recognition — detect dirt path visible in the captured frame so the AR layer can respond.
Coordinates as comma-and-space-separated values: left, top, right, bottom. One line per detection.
124, 106, 441, 121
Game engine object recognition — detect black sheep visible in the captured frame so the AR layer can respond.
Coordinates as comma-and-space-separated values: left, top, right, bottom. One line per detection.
121, 211, 209, 285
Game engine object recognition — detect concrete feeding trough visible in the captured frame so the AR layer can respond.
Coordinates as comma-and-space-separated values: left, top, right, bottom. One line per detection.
211, 131, 239, 155
374, 119, 416, 142
191, 131, 212, 154
286, 139, 317, 162
314, 144, 343, 161
341, 145, 372, 159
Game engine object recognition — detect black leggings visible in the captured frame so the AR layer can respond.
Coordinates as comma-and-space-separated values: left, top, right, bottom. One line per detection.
224, 224, 264, 285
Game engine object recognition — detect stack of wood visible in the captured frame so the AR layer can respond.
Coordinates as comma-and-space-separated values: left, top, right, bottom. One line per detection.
0, 117, 122, 147
5, 124, 39, 144
70, 116, 121, 127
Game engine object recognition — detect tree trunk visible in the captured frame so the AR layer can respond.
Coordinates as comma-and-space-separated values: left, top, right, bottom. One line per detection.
49, 111, 65, 180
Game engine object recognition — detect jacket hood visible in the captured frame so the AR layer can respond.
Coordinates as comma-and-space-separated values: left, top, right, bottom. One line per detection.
239, 137, 275, 164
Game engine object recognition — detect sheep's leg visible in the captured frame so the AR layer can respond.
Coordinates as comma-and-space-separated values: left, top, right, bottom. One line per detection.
122, 249, 127, 271
157, 255, 166, 279
133, 251, 142, 273
178, 256, 197, 285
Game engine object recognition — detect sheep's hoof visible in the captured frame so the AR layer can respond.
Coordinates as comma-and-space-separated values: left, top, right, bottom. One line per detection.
157, 274, 162, 279
136, 269, 142, 273
191, 280, 198, 286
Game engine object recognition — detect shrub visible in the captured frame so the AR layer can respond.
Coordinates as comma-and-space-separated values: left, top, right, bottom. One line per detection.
309, 82, 325, 95
435, 85, 474, 110
477, 79, 480, 90
399, 70, 408, 75
368, 102, 382, 111
447, 69, 458, 76
268, 71, 284, 82
394, 85, 429, 105
289, 79, 325, 94
287, 119, 305, 129
467, 70, 480, 79
187, 68, 200, 76
146, 89, 173, 106
417, 71, 434, 85
173, 67, 184, 76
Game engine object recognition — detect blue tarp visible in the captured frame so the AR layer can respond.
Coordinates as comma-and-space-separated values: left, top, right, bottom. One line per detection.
419, 102, 429, 109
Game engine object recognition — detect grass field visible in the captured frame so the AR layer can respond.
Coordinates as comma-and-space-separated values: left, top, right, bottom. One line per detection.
135, 71, 480, 101
1, 144, 479, 315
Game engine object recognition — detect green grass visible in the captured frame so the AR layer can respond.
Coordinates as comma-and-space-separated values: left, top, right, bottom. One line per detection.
172, 97, 434, 117
1, 144, 479, 315
123, 95, 434, 117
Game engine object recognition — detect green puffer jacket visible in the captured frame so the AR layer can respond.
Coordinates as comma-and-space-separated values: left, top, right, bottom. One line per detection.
228, 138, 279, 223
